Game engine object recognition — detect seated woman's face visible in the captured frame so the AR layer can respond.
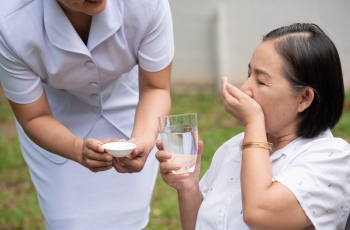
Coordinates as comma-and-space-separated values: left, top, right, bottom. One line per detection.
240, 40, 303, 137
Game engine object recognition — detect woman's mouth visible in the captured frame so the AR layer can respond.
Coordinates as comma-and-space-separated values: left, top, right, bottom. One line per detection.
85, 0, 102, 3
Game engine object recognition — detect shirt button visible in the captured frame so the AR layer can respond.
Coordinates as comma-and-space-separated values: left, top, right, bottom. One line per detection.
89, 82, 98, 87
90, 94, 100, 100
85, 61, 95, 69
92, 106, 101, 114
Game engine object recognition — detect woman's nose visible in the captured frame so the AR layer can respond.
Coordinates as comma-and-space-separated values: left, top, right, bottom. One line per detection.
240, 80, 253, 98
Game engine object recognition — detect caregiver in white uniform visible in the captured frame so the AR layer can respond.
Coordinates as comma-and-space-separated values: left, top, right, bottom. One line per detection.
0, 0, 174, 229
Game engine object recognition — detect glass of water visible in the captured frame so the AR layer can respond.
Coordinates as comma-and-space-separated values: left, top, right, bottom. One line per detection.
158, 113, 198, 174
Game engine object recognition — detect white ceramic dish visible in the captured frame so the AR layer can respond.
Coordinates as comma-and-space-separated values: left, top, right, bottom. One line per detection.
103, 142, 136, 158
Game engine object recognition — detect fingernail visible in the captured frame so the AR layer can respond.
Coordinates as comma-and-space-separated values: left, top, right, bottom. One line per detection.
106, 161, 112, 166
106, 155, 112, 161
226, 83, 233, 89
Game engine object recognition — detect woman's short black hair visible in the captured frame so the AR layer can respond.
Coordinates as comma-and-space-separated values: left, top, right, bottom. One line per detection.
263, 23, 345, 138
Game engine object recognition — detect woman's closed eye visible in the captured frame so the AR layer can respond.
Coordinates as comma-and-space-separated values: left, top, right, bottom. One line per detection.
256, 79, 265, 85
247, 73, 265, 86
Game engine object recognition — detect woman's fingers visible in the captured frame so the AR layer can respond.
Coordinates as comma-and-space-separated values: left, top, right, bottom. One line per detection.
84, 138, 104, 152
84, 158, 113, 169
156, 140, 164, 150
159, 161, 181, 174
84, 148, 113, 161
160, 172, 190, 185
155, 150, 172, 162
112, 158, 130, 173
81, 138, 114, 172
222, 81, 241, 104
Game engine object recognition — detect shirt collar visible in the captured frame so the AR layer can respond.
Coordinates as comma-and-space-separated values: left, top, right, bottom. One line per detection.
88, 0, 122, 50
269, 129, 334, 162
44, 0, 122, 54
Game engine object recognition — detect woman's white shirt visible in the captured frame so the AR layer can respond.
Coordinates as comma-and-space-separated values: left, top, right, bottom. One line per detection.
197, 130, 350, 230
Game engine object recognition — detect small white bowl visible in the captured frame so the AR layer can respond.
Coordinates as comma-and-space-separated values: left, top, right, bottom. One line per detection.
103, 142, 137, 158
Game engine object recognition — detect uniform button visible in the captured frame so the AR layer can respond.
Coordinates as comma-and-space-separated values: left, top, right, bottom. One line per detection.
85, 61, 95, 69
90, 94, 100, 100
92, 106, 101, 114
89, 82, 98, 87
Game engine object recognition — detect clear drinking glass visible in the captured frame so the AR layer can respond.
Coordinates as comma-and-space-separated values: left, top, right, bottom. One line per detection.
158, 113, 198, 174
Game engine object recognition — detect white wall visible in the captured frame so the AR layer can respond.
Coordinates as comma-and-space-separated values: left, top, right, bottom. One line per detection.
169, 0, 350, 90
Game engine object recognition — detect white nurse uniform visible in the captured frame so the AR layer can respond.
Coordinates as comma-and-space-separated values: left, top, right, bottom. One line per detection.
0, 0, 174, 229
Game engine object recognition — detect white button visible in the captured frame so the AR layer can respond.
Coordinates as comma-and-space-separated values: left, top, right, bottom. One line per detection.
89, 82, 98, 87
85, 61, 95, 69
92, 107, 101, 114
90, 94, 100, 100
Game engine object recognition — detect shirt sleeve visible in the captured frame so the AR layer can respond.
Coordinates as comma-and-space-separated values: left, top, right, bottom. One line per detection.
273, 138, 350, 229
0, 18, 43, 104
137, 0, 174, 72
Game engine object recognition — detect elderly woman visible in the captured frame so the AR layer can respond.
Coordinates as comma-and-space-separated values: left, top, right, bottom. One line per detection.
156, 23, 350, 229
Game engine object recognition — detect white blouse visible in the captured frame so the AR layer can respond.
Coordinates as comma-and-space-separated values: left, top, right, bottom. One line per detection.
197, 130, 350, 230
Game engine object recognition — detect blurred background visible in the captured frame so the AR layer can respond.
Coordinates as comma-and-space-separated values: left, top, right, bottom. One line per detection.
1, 0, 350, 229
169, 0, 350, 91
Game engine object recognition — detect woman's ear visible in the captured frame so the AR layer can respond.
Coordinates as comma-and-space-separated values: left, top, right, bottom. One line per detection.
298, 87, 314, 112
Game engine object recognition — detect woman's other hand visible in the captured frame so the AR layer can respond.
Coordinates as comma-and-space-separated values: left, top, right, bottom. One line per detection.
112, 137, 153, 173
221, 76, 264, 126
80, 138, 116, 172
155, 140, 203, 192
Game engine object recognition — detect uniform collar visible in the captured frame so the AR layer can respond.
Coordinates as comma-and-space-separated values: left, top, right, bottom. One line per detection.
88, 0, 122, 50
44, 0, 122, 55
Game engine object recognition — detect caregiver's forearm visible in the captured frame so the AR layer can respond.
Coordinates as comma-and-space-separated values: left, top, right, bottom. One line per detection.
131, 64, 172, 145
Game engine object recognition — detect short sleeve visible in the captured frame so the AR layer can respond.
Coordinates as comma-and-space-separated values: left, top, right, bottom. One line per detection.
273, 138, 350, 229
0, 19, 43, 104
137, 0, 174, 72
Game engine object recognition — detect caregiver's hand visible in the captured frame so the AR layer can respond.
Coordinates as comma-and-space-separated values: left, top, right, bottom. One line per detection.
112, 137, 153, 173
155, 140, 203, 192
221, 76, 264, 126
80, 138, 116, 172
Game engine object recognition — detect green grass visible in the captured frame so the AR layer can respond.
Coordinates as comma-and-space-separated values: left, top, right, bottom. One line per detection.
0, 88, 349, 229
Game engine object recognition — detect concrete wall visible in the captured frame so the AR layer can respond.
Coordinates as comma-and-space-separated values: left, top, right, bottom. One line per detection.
169, 0, 350, 90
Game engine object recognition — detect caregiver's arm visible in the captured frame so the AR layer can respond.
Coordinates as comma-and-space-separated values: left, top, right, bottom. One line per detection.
221, 78, 311, 230
8, 92, 114, 172
113, 63, 172, 173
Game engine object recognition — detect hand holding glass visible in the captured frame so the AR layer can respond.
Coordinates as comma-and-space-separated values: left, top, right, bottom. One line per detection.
158, 113, 198, 174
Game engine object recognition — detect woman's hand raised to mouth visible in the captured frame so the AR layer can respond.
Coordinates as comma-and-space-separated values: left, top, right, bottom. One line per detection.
221, 76, 265, 127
